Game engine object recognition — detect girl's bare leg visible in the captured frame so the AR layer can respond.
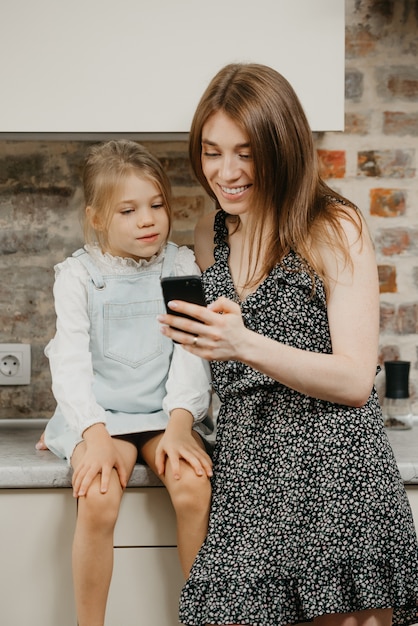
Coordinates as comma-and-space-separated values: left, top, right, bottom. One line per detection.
141, 431, 212, 578
71, 439, 137, 626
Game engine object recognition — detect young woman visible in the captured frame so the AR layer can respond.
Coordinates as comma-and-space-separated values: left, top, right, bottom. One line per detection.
158, 63, 418, 626
42, 140, 213, 626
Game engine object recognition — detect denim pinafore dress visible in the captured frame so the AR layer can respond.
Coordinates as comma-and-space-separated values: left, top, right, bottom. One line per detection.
45, 243, 178, 461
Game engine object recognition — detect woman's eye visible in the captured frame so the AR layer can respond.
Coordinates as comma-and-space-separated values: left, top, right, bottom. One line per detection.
203, 151, 220, 158
239, 153, 252, 160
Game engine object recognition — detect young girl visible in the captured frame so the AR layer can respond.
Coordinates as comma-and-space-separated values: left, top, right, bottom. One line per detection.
42, 139, 213, 626
159, 64, 418, 626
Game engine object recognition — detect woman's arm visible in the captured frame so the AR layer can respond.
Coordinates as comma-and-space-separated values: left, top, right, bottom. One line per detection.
159, 214, 380, 408
231, 218, 379, 406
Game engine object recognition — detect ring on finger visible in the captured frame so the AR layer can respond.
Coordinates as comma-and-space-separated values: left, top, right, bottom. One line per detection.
192, 336, 199, 346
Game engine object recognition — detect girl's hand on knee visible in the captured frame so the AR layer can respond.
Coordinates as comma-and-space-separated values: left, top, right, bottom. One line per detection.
155, 410, 213, 480
156, 433, 213, 480
72, 423, 128, 497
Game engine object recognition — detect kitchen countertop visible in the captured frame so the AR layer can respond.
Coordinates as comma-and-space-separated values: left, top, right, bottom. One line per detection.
0, 419, 162, 488
0, 418, 418, 489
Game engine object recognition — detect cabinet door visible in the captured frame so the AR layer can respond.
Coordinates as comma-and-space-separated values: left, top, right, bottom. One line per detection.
106, 547, 184, 626
114, 487, 177, 546
108, 487, 184, 626
0, 489, 77, 626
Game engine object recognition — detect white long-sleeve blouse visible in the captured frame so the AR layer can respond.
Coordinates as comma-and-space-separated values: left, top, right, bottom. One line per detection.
45, 244, 212, 438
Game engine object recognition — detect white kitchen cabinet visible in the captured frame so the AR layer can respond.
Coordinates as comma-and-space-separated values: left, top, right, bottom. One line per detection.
0, 1, 344, 133
0, 487, 183, 626
1, 485, 417, 626
0, 489, 77, 626
107, 548, 183, 625
107, 487, 184, 626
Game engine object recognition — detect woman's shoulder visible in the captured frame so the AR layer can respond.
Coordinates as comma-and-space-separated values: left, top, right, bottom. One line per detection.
324, 198, 367, 246
195, 210, 217, 232
194, 211, 218, 271
324, 195, 361, 224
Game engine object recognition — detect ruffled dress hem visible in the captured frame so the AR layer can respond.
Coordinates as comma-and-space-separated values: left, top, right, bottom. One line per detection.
180, 558, 418, 626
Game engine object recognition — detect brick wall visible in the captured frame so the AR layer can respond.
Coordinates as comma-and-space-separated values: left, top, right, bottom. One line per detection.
316, 0, 418, 404
0, 142, 212, 418
0, 0, 417, 418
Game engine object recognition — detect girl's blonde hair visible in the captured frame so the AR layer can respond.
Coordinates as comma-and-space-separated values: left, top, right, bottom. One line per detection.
189, 63, 361, 291
82, 140, 172, 249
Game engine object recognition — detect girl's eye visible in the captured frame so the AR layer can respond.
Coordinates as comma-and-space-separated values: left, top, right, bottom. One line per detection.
151, 202, 164, 210
121, 208, 134, 215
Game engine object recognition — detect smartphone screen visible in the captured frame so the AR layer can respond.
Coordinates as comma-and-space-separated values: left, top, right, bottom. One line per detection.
161, 275, 206, 322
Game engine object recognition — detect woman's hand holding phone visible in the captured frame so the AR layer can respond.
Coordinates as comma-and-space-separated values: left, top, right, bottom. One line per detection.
158, 284, 248, 363
161, 276, 206, 322
160, 275, 207, 343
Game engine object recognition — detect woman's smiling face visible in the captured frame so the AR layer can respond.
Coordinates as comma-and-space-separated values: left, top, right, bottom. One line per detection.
201, 110, 254, 218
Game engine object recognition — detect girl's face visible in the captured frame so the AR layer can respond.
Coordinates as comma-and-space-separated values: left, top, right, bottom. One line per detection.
201, 110, 254, 218
104, 171, 170, 261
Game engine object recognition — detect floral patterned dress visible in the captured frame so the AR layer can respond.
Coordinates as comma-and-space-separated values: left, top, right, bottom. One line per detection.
179, 209, 418, 626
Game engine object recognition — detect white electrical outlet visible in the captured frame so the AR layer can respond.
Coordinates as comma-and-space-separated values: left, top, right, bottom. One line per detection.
0, 343, 31, 385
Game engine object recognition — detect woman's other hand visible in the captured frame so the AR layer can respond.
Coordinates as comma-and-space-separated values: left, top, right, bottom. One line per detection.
158, 296, 248, 362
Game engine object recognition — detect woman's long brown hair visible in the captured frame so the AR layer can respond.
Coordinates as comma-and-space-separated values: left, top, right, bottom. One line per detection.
189, 63, 361, 292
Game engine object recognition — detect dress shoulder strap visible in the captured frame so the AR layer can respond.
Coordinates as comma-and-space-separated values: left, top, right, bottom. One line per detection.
72, 248, 105, 289
161, 242, 179, 278
213, 210, 229, 262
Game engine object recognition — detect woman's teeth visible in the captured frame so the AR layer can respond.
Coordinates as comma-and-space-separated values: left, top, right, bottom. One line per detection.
222, 185, 248, 195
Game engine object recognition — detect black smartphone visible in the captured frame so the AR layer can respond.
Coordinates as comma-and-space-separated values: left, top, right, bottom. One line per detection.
161, 275, 206, 323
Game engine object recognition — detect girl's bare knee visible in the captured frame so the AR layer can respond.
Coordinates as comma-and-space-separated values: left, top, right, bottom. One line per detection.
77, 475, 123, 531
168, 467, 211, 517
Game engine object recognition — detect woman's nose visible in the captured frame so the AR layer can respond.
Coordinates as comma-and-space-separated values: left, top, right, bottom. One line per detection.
219, 156, 239, 181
